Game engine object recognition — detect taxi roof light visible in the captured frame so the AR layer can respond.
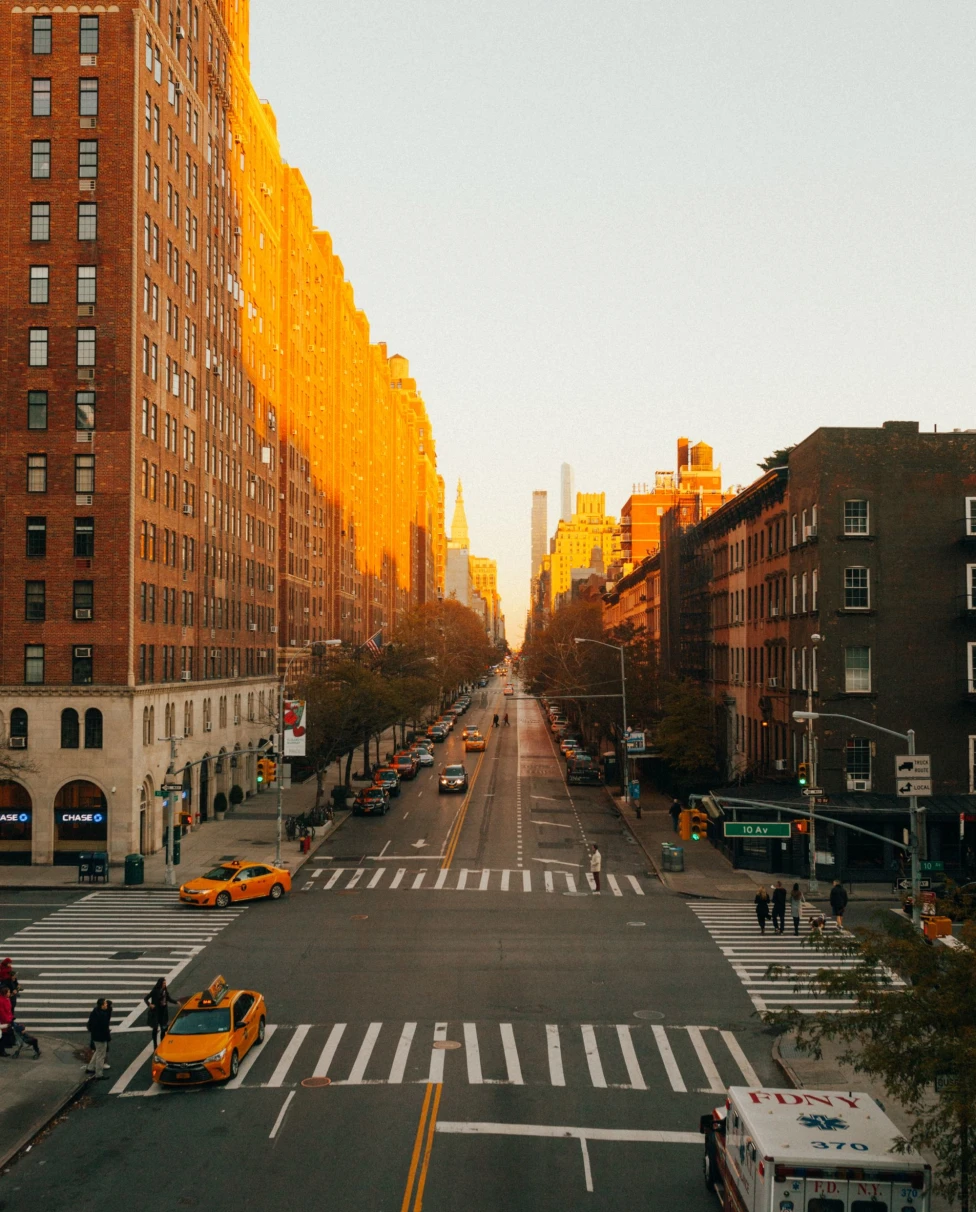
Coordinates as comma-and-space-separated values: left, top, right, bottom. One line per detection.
199, 975, 229, 1007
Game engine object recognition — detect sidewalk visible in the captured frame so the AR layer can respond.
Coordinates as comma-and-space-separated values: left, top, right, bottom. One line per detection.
0, 1035, 90, 1170
0, 776, 351, 890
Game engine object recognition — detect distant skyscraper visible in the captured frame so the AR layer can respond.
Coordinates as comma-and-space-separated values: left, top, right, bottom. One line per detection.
531, 491, 548, 584
560, 463, 575, 522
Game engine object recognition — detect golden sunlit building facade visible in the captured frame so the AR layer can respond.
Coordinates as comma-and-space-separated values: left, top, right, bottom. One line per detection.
547, 492, 620, 610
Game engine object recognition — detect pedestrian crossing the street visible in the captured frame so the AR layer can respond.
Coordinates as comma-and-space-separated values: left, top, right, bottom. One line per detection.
109, 1018, 761, 1097
301, 866, 648, 896
2, 891, 245, 1033
689, 902, 903, 1014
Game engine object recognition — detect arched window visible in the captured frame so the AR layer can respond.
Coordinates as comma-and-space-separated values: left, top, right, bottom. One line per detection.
84, 708, 103, 749
61, 708, 80, 748
164, 702, 173, 737
10, 708, 28, 746
142, 706, 150, 746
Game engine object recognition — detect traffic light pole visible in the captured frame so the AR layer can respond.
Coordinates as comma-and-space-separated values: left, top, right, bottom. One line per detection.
806, 683, 818, 894
164, 734, 178, 888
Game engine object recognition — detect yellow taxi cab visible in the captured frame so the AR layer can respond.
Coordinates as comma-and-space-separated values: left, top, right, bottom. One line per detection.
179, 860, 292, 908
464, 730, 487, 752
152, 975, 267, 1085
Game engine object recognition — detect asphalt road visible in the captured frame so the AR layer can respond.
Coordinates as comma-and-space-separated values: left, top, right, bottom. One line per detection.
1, 680, 782, 1210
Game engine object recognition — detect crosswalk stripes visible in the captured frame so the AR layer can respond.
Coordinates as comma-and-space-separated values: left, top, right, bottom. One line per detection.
2, 891, 246, 1033
303, 866, 647, 895
689, 902, 904, 1014
110, 1019, 761, 1097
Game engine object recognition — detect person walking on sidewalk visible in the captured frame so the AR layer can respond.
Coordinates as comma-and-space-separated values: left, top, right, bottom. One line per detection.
754, 886, 770, 934
669, 799, 682, 833
0, 958, 20, 1013
503, 712, 510, 726
590, 844, 602, 894
144, 978, 173, 1048
86, 997, 113, 1079
771, 881, 787, 933
829, 879, 848, 929
790, 883, 804, 935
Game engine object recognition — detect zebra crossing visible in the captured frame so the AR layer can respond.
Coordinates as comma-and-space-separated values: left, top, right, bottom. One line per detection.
3, 891, 245, 1033
302, 866, 647, 896
689, 902, 902, 1014
110, 1018, 761, 1097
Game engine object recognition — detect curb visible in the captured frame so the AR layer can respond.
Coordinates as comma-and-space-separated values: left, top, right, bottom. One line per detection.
0, 1036, 89, 1172
602, 786, 668, 886
771, 1033, 803, 1090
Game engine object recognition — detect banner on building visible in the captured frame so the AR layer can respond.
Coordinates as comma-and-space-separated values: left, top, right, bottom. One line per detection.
283, 699, 307, 756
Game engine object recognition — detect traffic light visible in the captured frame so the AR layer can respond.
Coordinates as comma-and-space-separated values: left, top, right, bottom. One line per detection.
797, 761, 809, 787
689, 809, 708, 841
678, 809, 692, 841
257, 757, 276, 785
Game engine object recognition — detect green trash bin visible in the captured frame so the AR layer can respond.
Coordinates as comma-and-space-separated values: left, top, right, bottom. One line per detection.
124, 853, 144, 886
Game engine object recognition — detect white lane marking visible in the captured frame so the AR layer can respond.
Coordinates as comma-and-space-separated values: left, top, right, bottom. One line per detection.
522, 870, 531, 892
389, 868, 406, 889
435, 1121, 702, 1144
323, 870, 344, 890
310, 869, 323, 878
532, 858, 580, 867
626, 875, 644, 895
109, 1041, 154, 1095
412, 871, 427, 889
268, 1090, 295, 1139
464, 1022, 483, 1084
564, 873, 577, 893
616, 1025, 647, 1090
367, 868, 386, 889
434, 869, 448, 890
225, 1024, 278, 1089
428, 1022, 447, 1083
388, 1022, 416, 1084
500, 869, 510, 891
346, 868, 366, 889
500, 1023, 524, 1085
343, 1021, 382, 1085
530, 820, 573, 828
544, 871, 554, 893
546, 1024, 565, 1086
313, 1023, 346, 1078
580, 1137, 594, 1193
264, 1024, 310, 1088
687, 1026, 724, 1093
607, 874, 623, 897
478, 869, 490, 891
652, 1025, 686, 1092
457, 869, 469, 890
585, 873, 596, 891
377, 841, 391, 858
402, 813, 410, 820
580, 1025, 607, 1088
721, 1029, 761, 1087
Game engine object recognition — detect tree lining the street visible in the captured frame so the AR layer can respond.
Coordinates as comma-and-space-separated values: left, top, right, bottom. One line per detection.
763, 914, 976, 1211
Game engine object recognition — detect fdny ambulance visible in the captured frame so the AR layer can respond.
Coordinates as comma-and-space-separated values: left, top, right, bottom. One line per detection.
700, 1087, 931, 1212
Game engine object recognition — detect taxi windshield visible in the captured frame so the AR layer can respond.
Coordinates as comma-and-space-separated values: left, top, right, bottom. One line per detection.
168, 1007, 231, 1034
202, 866, 239, 881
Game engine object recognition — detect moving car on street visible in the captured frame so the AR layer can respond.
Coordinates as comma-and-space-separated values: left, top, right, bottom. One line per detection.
567, 752, 602, 785
179, 861, 292, 908
464, 730, 486, 752
438, 764, 469, 794
152, 975, 267, 1086
353, 786, 390, 815
503, 684, 514, 696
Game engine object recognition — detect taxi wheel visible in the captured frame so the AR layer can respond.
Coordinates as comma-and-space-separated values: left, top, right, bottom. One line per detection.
269, 883, 284, 900
257, 1017, 266, 1043
229, 1050, 239, 1079
215, 891, 231, 909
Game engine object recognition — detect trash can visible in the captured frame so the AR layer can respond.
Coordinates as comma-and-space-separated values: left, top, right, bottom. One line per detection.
92, 851, 109, 883
670, 845, 684, 872
124, 853, 144, 886
660, 843, 672, 872
77, 852, 94, 883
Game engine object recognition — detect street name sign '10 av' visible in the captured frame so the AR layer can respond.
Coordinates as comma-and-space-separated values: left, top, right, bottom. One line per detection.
724, 822, 792, 838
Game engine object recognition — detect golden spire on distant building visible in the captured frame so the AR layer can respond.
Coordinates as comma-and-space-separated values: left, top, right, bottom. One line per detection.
449, 478, 470, 549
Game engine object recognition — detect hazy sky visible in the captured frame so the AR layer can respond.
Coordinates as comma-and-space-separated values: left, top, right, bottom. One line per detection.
250, 1, 975, 643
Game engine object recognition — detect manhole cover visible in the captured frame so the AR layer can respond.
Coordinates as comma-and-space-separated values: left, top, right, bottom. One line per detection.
432, 1041, 461, 1050
350, 914, 369, 920
302, 1076, 332, 1087
627, 921, 646, 927
633, 1010, 665, 1021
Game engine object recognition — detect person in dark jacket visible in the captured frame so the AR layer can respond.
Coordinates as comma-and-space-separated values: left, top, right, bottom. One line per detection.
829, 880, 848, 929
771, 881, 787, 934
0, 985, 14, 1057
86, 998, 112, 1079
0, 958, 20, 1013
754, 887, 771, 934
144, 978, 172, 1047
669, 800, 682, 833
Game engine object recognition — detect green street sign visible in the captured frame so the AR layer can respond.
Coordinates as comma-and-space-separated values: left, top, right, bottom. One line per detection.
724, 822, 792, 839
920, 860, 944, 872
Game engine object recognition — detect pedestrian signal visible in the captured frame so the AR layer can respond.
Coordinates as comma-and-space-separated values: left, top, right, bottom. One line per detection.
798, 762, 809, 787
795, 819, 810, 834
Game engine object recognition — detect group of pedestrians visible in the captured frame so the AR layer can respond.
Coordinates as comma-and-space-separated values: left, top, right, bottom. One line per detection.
0, 956, 40, 1059
754, 878, 849, 935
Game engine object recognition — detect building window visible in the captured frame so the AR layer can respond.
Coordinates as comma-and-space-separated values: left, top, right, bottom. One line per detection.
26, 454, 47, 493
78, 202, 97, 240
844, 567, 870, 610
76, 391, 95, 430
24, 646, 45, 685
75, 454, 95, 494
844, 499, 869, 535
31, 202, 51, 241
26, 517, 46, 557
969, 643, 976, 694
84, 708, 103, 749
76, 327, 96, 366
790, 647, 797, 690
33, 15, 52, 54
845, 738, 871, 780
811, 569, 819, 611
74, 517, 94, 558
79, 78, 99, 117
801, 572, 808, 613
78, 140, 98, 178
29, 265, 49, 304
32, 78, 51, 117
77, 266, 96, 305
27, 390, 48, 430
28, 327, 48, 366
73, 581, 94, 619
80, 15, 99, 55
61, 708, 80, 749
72, 646, 93, 685
844, 646, 872, 693
31, 140, 51, 178
25, 581, 46, 621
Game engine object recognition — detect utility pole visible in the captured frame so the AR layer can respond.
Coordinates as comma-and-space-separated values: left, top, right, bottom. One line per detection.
619, 642, 629, 799
163, 733, 180, 888
806, 634, 821, 894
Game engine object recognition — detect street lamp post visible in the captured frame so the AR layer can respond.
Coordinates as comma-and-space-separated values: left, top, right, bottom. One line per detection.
793, 710, 923, 930
806, 634, 822, 892
574, 637, 628, 796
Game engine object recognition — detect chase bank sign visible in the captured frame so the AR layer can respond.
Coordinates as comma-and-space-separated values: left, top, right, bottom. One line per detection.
0, 811, 30, 824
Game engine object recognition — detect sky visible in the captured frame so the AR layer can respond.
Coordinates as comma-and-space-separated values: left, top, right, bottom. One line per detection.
249, 1, 976, 644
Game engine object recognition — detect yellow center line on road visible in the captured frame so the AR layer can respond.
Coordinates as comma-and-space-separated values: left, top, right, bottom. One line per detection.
412, 1081, 443, 1210
440, 719, 495, 870
400, 1082, 435, 1212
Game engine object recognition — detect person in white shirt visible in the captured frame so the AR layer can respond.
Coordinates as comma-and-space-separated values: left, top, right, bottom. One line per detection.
589, 844, 602, 894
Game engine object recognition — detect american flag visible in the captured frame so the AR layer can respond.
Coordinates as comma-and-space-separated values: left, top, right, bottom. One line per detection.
365, 629, 383, 655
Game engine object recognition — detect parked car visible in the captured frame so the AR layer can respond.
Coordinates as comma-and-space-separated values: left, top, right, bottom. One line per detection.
392, 752, 419, 779
410, 746, 434, 766
438, 764, 469, 794
428, 725, 447, 743
353, 786, 390, 816
372, 767, 401, 797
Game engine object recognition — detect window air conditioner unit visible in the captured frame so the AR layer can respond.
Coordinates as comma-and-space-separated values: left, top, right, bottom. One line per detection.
182, 504, 193, 515
79, 179, 96, 191
76, 431, 93, 443
173, 81, 183, 95
9, 737, 27, 749
767, 677, 778, 688
847, 777, 871, 792
80, 54, 98, 67
769, 605, 780, 617
80, 117, 97, 129
78, 368, 95, 381
204, 721, 212, 732
74, 608, 93, 620
76, 494, 94, 506
181, 671, 193, 681
75, 647, 92, 658
774, 759, 786, 771
270, 625, 277, 633
233, 716, 240, 725
248, 623, 258, 631
78, 305, 95, 317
